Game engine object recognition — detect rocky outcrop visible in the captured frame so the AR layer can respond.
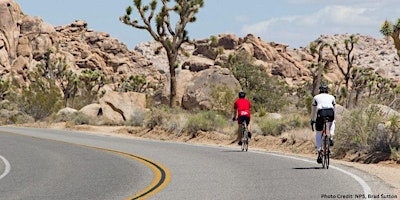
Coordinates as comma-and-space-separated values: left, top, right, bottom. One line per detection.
1, 0, 400, 115
98, 91, 146, 124
182, 67, 241, 110
0, 0, 165, 93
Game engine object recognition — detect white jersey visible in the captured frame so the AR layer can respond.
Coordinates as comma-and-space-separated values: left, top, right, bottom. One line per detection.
311, 93, 335, 121
312, 93, 336, 109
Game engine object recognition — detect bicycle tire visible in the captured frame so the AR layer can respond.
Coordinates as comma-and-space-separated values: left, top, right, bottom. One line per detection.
321, 135, 326, 169
321, 120, 330, 169
323, 136, 329, 169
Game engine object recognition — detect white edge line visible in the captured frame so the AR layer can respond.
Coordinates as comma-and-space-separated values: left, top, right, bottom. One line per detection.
255, 151, 373, 195
0, 155, 11, 180
166, 140, 373, 196
0, 127, 373, 195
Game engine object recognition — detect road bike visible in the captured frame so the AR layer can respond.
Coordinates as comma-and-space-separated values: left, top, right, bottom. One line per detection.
320, 118, 331, 169
312, 118, 331, 169
241, 121, 249, 152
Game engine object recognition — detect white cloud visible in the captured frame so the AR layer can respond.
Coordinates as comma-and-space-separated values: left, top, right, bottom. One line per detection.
239, 3, 388, 47
302, 5, 375, 26
241, 16, 297, 36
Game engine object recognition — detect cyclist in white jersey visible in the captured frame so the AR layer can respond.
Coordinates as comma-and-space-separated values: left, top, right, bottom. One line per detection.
310, 85, 336, 163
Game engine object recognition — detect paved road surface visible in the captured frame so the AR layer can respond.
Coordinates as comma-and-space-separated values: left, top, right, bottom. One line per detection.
0, 127, 393, 199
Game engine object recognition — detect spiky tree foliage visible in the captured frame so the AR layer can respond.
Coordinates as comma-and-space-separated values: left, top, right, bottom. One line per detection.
349, 67, 374, 106
120, 0, 204, 107
329, 35, 358, 90
117, 74, 148, 93
41, 49, 82, 108
308, 40, 330, 96
380, 19, 400, 59
79, 69, 108, 105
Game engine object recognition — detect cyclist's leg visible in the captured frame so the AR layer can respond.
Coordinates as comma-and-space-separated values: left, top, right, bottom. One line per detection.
237, 116, 245, 144
236, 123, 242, 144
328, 117, 335, 146
315, 117, 324, 151
329, 120, 335, 136
315, 117, 324, 163
244, 116, 251, 138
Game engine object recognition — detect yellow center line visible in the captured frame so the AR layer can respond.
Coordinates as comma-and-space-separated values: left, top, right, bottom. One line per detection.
0, 130, 171, 199
90, 146, 171, 200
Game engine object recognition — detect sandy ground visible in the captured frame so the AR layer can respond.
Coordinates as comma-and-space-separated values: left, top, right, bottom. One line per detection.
15, 122, 400, 196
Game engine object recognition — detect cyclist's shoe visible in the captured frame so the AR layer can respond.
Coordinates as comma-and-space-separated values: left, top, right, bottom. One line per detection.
248, 131, 252, 139
317, 151, 322, 164
329, 137, 334, 146
238, 141, 242, 146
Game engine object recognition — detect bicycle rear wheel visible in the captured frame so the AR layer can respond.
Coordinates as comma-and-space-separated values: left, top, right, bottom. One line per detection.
325, 144, 330, 169
322, 135, 329, 169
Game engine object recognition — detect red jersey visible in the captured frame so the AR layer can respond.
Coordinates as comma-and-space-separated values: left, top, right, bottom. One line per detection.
234, 98, 251, 118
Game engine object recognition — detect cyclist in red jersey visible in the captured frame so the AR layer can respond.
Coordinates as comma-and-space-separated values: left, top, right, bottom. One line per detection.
232, 91, 251, 145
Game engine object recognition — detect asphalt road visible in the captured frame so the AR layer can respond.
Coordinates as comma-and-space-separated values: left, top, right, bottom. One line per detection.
0, 126, 394, 200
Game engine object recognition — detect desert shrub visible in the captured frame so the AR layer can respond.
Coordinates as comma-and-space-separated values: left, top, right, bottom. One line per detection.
185, 111, 227, 135
0, 78, 11, 101
335, 108, 378, 154
126, 109, 146, 126
335, 105, 400, 158
144, 106, 170, 129
69, 112, 90, 125
9, 75, 63, 121
382, 115, 400, 157
256, 118, 282, 136
253, 113, 309, 136
210, 83, 237, 116
0, 109, 34, 125
165, 113, 188, 136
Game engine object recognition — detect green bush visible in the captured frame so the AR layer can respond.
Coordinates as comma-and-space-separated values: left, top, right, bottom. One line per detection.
335, 105, 400, 158
226, 51, 289, 112
126, 109, 146, 126
144, 106, 169, 129
9, 76, 63, 121
253, 113, 309, 136
70, 112, 90, 125
210, 83, 237, 116
185, 111, 227, 135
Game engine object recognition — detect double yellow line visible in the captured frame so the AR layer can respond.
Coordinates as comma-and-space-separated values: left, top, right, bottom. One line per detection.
92, 146, 171, 200
0, 130, 171, 199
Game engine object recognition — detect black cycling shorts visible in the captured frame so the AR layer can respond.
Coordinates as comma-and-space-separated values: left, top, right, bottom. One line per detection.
315, 108, 334, 131
238, 116, 250, 125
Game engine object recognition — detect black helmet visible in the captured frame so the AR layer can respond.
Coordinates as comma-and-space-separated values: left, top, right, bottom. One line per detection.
319, 84, 329, 93
238, 91, 246, 98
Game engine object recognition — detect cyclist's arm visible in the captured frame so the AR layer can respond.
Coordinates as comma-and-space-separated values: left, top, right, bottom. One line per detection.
311, 99, 317, 121
232, 103, 237, 120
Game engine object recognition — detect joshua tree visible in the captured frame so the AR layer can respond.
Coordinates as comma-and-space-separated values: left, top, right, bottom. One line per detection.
308, 40, 330, 96
120, 0, 204, 107
380, 18, 400, 59
329, 34, 358, 90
